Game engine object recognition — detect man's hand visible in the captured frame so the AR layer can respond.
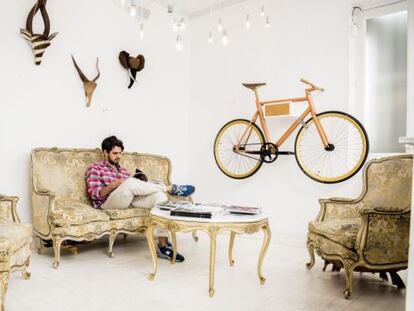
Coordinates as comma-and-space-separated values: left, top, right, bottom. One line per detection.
101, 178, 124, 198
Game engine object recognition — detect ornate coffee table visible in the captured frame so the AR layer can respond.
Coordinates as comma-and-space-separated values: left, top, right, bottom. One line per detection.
146, 207, 271, 297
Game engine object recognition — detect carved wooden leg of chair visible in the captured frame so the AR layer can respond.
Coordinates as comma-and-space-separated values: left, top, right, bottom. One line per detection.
192, 231, 199, 242
108, 231, 117, 258
0, 272, 9, 311
52, 236, 63, 269
379, 271, 389, 282
35, 235, 43, 255
322, 260, 329, 272
123, 233, 128, 241
389, 271, 405, 289
306, 240, 315, 270
343, 260, 356, 299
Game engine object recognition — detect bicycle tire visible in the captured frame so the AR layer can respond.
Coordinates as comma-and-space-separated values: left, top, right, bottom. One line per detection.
214, 119, 265, 179
294, 111, 369, 183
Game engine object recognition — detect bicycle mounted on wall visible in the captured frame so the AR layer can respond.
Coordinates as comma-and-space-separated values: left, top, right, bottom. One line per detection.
214, 79, 369, 183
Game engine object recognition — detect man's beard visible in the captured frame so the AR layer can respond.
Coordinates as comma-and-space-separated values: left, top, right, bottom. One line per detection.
108, 158, 120, 169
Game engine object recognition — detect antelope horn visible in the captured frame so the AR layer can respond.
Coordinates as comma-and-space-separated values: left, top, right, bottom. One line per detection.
93, 58, 100, 82
26, 0, 50, 37
71, 55, 88, 82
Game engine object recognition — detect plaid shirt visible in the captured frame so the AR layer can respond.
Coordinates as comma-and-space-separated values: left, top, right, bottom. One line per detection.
85, 161, 130, 208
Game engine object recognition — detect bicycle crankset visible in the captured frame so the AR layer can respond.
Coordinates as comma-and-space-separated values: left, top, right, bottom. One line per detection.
260, 143, 278, 163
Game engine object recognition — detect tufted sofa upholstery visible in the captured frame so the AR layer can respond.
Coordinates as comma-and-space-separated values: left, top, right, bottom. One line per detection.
306, 154, 412, 298
0, 195, 32, 311
31, 148, 186, 269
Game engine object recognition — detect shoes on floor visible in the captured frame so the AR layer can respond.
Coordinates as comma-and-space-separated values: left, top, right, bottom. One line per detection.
157, 244, 185, 262
170, 184, 195, 197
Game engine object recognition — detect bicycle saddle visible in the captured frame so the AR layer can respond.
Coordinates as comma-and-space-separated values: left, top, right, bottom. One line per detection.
242, 83, 266, 90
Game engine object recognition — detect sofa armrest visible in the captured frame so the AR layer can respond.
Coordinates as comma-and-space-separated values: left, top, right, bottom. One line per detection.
0, 194, 20, 223
355, 209, 410, 264
317, 197, 362, 222
31, 189, 56, 237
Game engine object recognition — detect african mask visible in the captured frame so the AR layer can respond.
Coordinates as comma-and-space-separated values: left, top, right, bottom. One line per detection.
20, 0, 58, 65
71, 55, 100, 107
119, 51, 145, 89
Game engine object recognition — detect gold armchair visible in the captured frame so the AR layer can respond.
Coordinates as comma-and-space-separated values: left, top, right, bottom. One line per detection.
306, 155, 412, 298
0, 195, 32, 311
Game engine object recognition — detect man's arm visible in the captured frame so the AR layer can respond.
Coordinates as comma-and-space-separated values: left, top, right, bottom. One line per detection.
100, 179, 124, 197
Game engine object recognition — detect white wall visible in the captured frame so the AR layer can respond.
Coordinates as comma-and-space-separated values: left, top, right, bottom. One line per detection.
0, 0, 191, 223
188, 0, 371, 246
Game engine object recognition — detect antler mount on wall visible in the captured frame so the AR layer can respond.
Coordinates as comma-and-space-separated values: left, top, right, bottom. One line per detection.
71, 55, 100, 107
119, 51, 145, 89
20, 0, 58, 65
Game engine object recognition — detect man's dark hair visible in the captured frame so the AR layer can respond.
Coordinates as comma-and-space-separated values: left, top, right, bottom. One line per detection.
101, 136, 124, 153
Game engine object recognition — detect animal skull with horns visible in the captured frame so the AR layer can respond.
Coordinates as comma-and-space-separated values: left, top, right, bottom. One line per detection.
21, 0, 58, 65
71, 55, 101, 107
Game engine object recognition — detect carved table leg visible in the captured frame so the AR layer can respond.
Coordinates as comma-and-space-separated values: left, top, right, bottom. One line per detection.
258, 224, 271, 285
0, 272, 9, 311
146, 222, 157, 281
228, 231, 235, 266
171, 231, 177, 264
209, 231, 217, 297
22, 263, 31, 280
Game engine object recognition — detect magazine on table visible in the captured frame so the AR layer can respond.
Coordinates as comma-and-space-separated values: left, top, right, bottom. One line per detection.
223, 205, 262, 215
156, 201, 191, 211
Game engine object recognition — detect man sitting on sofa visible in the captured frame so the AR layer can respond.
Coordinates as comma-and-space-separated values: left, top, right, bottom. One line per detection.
86, 136, 195, 262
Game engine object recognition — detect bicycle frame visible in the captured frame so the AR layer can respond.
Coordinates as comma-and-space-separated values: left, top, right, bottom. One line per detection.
238, 83, 330, 150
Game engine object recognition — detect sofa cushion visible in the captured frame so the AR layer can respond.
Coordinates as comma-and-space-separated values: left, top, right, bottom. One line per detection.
50, 202, 110, 226
103, 207, 150, 220
0, 222, 32, 259
308, 218, 361, 249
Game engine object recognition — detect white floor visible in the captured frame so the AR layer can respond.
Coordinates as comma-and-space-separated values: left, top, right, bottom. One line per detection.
7, 234, 406, 311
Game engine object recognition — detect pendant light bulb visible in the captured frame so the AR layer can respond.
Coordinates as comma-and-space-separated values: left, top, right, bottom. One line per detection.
218, 18, 223, 33
176, 35, 183, 51
260, 5, 265, 17
129, 1, 137, 17
266, 16, 271, 27
245, 14, 251, 30
139, 22, 144, 40
208, 30, 213, 43
222, 29, 228, 46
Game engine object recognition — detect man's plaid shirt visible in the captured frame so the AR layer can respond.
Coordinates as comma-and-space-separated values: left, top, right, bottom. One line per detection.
85, 161, 130, 208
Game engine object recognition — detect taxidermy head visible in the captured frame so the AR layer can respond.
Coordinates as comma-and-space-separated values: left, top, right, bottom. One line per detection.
71, 55, 100, 107
20, 0, 58, 65
119, 51, 145, 89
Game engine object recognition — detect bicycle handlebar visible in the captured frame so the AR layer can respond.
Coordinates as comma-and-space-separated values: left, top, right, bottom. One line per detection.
300, 78, 324, 92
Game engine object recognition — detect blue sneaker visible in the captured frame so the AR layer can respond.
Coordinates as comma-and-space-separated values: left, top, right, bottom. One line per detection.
171, 184, 195, 197
157, 244, 185, 262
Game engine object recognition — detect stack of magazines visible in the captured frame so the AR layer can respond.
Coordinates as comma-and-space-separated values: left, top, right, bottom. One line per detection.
156, 202, 261, 219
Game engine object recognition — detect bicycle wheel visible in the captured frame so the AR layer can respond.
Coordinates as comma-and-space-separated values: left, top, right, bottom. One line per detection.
214, 119, 265, 179
294, 111, 369, 183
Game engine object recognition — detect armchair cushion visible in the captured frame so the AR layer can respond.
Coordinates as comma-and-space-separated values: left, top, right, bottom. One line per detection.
0, 222, 32, 258
50, 202, 110, 226
103, 207, 150, 220
309, 218, 361, 249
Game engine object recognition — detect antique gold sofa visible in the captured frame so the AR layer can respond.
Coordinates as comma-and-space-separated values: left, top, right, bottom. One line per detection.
306, 154, 412, 298
0, 195, 32, 311
31, 148, 189, 269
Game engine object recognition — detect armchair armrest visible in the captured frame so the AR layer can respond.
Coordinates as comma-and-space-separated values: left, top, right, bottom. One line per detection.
317, 197, 362, 222
355, 208, 410, 264
31, 189, 57, 237
0, 194, 20, 223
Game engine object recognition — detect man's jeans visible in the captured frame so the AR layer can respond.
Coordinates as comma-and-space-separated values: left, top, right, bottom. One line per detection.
101, 177, 169, 238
